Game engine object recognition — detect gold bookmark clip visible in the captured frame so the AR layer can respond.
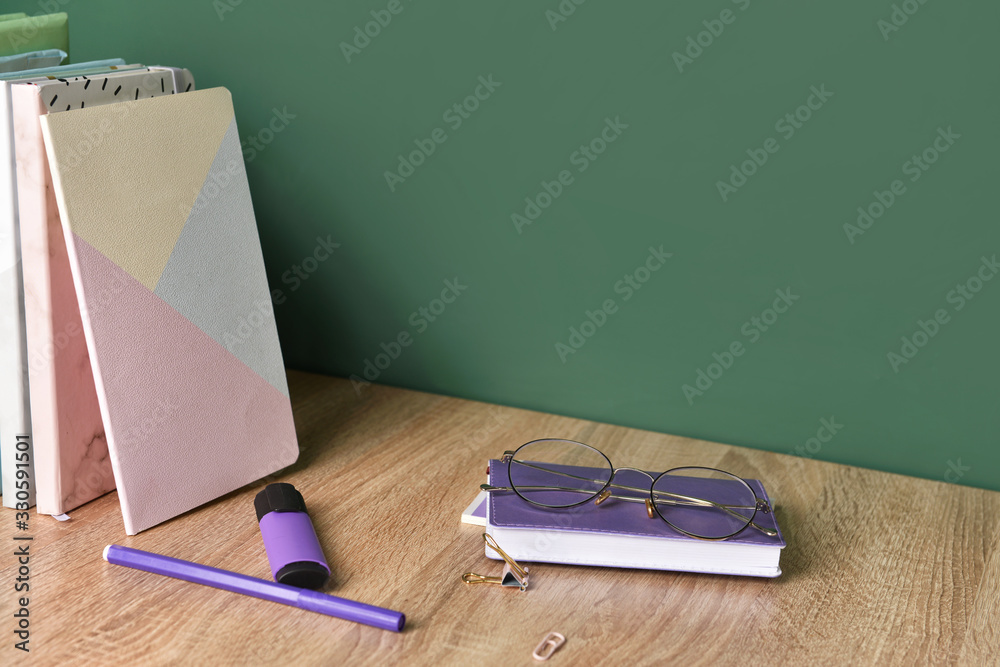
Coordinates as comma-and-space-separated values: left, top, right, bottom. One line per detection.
462, 533, 529, 591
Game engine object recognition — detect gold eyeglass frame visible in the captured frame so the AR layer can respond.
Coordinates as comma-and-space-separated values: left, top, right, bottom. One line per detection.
481, 439, 777, 541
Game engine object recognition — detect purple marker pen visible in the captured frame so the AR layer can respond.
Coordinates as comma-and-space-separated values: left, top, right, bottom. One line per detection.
103, 545, 405, 632
255, 483, 330, 589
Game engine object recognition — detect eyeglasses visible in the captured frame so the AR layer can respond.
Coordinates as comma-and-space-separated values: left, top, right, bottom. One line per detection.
481, 439, 777, 541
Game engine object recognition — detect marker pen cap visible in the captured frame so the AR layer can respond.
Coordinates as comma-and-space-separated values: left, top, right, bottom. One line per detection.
254, 483, 330, 590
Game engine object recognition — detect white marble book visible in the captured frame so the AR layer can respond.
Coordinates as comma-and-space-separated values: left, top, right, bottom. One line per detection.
0, 60, 135, 509
12, 67, 194, 514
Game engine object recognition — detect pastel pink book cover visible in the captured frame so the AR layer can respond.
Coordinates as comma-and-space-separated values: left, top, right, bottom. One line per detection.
39, 87, 299, 534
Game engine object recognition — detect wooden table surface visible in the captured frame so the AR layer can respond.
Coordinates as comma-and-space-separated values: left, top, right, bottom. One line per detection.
6, 370, 999, 665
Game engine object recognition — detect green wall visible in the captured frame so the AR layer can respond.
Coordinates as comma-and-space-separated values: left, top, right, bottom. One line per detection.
11, 1, 998, 490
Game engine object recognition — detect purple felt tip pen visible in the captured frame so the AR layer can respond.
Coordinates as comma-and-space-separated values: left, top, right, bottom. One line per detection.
103, 545, 405, 632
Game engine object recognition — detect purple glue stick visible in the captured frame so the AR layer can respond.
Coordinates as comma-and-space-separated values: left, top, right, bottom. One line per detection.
255, 483, 330, 589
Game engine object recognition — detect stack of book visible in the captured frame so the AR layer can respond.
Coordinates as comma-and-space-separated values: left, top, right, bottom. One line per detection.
462, 460, 786, 577
1, 12, 299, 534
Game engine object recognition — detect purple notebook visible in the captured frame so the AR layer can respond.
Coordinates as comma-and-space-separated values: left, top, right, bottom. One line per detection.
486, 459, 786, 577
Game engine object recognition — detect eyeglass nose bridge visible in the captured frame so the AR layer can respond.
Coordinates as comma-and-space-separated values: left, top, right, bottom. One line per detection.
608, 466, 655, 484
596, 467, 657, 518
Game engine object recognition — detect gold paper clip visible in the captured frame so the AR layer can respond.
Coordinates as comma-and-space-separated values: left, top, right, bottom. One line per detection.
462, 533, 529, 591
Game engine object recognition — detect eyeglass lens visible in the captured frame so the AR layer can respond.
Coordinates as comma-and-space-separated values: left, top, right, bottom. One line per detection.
508, 439, 613, 508
652, 467, 756, 539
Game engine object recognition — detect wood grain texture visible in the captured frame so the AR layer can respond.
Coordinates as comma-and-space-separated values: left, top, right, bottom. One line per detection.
4, 370, 998, 665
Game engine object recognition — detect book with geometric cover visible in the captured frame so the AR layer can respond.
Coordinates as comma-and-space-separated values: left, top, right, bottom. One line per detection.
39, 87, 298, 533
12, 67, 194, 515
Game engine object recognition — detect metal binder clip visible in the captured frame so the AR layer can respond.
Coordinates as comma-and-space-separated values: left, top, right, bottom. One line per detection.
462, 533, 529, 591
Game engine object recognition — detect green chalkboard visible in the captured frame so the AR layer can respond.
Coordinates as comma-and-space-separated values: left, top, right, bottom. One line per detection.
11, 1, 997, 490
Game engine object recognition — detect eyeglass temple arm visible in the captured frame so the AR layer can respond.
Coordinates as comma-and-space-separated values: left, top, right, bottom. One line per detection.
652, 489, 777, 537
